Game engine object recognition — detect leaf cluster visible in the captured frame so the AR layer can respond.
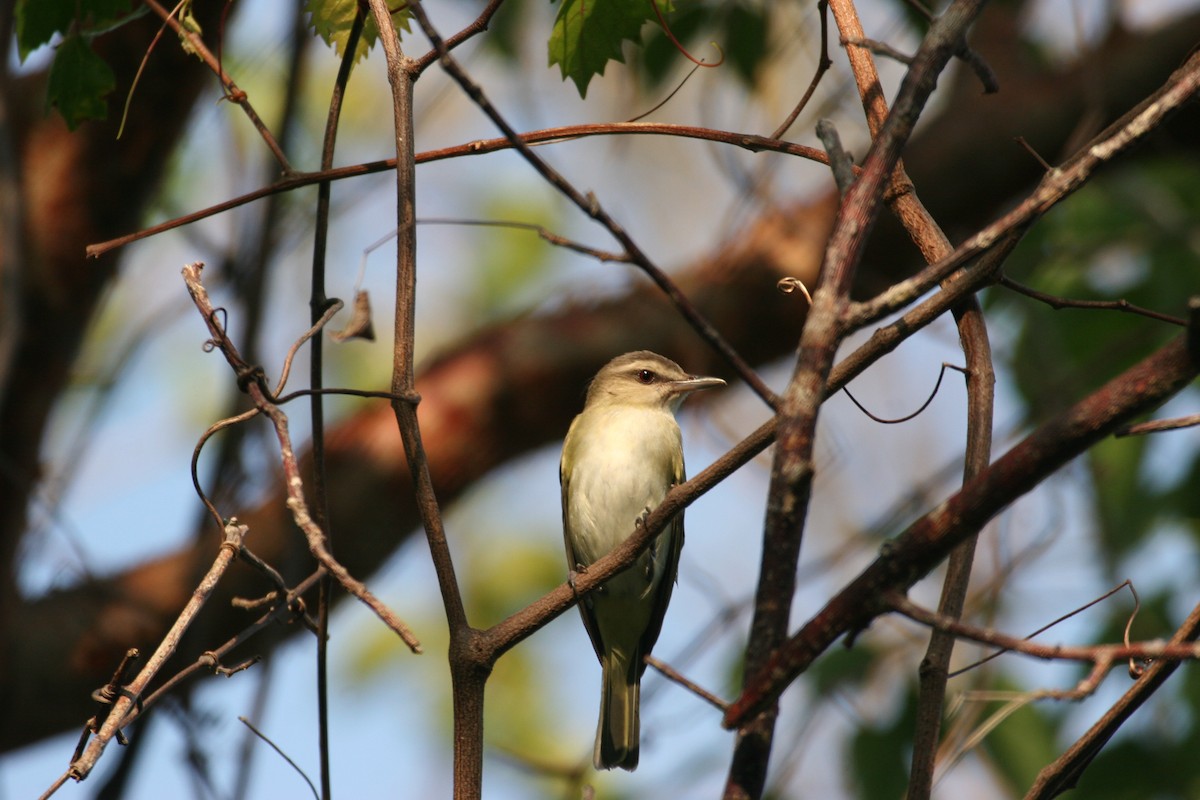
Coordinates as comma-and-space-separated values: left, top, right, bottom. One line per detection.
14, 0, 144, 128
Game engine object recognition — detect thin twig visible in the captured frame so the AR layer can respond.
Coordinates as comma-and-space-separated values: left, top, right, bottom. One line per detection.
888, 592, 1200, 666
181, 264, 423, 654
274, 299, 345, 396
67, 520, 248, 781
417, 217, 631, 264
309, 13, 366, 796
142, 0, 292, 173
238, 717, 320, 800
769, 0, 832, 140
1117, 413, 1200, 436
627, 62, 705, 123
412, 0, 507, 74
191, 408, 261, 528
998, 274, 1187, 327
403, 5, 780, 408
645, 655, 729, 712
842, 36, 913, 66
842, 363, 967, 425
950, 580, 1138, 678
86, 122, 830, 259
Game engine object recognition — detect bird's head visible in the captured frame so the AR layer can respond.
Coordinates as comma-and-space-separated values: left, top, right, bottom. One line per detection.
584, 351, 726, 412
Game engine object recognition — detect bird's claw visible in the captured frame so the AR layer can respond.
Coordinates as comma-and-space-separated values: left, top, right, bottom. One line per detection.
634, 506, 652, 529
569, 563, 591, 595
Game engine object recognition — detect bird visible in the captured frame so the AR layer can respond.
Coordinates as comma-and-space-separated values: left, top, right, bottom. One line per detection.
560, 351, 725, 771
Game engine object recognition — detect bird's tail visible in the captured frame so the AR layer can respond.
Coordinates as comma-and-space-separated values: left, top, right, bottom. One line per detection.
595, 654, 640, 771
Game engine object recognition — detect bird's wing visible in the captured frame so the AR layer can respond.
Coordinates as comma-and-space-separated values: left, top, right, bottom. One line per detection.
634, 458, 686, 678
561, 445, 607, 663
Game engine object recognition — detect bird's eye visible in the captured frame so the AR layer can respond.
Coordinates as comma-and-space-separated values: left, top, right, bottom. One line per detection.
636, 369, 656, 384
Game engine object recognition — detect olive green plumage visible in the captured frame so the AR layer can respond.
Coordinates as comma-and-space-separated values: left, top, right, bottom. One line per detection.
560, 351, 724, 770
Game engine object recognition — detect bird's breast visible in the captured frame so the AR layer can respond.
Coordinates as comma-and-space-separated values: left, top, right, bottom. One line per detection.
564, 406, 682, 567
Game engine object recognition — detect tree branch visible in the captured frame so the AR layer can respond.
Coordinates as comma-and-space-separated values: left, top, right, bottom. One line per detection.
725, 327, 1200, 728
726, 4, 987, 796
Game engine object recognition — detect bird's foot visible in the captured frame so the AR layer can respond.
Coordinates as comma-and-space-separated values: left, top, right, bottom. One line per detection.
638, 506, 658, 580
568, 563, 588, 593
634, 506, 652, 529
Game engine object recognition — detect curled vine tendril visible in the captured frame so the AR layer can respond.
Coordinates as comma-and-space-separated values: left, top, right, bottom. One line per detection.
650, 1, 725, 68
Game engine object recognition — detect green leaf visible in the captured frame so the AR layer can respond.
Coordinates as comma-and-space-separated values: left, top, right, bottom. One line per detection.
15, 0, 137, 61
549, 0, 672, 97
306, 0, 412, 64
15, 0, 73, 61
46, 33, 116, 130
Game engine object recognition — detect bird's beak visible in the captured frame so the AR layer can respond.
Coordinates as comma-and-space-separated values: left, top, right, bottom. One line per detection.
669, 375, 726, 395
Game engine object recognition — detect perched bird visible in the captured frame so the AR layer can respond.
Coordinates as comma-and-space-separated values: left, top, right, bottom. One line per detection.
560, 351, 725, 771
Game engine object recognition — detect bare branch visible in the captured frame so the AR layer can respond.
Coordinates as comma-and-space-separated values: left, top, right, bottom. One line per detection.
725, 328, 1200, 728
645, 655, 729, 713
849, 48, 1200, 329
1026, 599, 1200, 799
86, 123, 830, 259
998, 274, 1187, 327
68, 519, 246, 781
180, 264, 422, 652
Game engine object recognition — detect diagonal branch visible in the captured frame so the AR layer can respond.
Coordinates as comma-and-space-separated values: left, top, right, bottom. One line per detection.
66, 518, 245, 783
726, 4, 988, 797
1024, 598, 1200, 799
179, 263, 421, 652
725, 327, 1200, 728
848, 46, 1200, 330
403, 4, 777, 407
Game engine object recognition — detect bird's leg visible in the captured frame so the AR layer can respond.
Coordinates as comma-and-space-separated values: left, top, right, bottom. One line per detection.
569, 563, 606, 596
637, 506, 656, 580
568, 563, 587, 593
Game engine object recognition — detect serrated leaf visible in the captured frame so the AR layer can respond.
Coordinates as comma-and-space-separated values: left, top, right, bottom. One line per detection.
305, 0, 411, 64
549, 0, 671, 97
47, 33, 116, 130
